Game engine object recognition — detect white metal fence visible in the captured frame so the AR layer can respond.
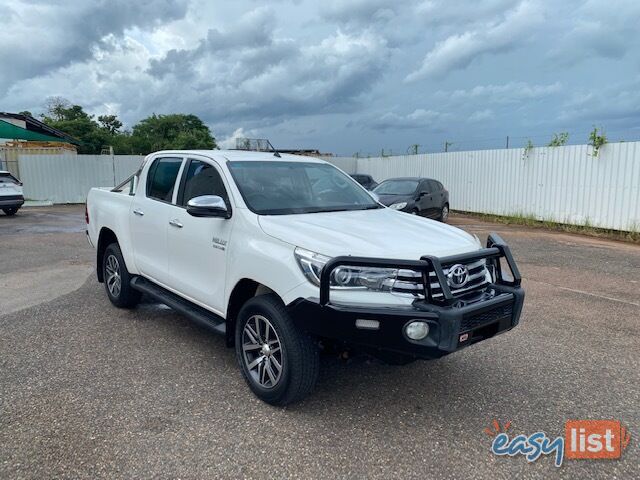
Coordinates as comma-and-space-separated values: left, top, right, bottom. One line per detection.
11, 143, 640, 232
18, 153, 144, 204
326, 142, 640, 232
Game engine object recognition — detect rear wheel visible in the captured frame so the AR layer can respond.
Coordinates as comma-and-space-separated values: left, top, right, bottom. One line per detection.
103, 243, 141, 308
235, 294, 319, 406
2, 207, 18, 216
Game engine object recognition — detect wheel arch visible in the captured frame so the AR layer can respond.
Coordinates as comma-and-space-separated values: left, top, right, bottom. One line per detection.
96, 227, 119, 283
226, 278, 277, 347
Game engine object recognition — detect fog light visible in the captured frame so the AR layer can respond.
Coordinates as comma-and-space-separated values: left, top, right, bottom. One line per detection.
405, 321, 429, 340
356, 319, 380, 330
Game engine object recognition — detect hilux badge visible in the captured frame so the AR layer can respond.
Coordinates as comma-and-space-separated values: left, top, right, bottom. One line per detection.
447, 264, 469, 289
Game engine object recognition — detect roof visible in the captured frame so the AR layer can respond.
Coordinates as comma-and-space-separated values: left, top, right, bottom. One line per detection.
150, 149, 328, 164
0, 112, 80, 145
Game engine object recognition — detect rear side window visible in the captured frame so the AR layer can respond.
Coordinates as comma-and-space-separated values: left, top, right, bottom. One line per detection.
146, 158, 182, 202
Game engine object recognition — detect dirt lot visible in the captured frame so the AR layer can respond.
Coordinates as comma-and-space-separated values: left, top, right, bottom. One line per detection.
1, 205, 638, 479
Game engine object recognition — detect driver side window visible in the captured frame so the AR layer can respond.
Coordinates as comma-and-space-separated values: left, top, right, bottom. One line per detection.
178, 159, 229, 207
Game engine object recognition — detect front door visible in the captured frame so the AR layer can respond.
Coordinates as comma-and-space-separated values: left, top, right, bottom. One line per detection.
167, 158, 233, 313
130, 156, 184, 285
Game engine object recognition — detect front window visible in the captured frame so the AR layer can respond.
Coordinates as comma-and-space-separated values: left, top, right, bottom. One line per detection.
179, 159, 229, 207
228, 161, 379, 215
374, 180, 419, 195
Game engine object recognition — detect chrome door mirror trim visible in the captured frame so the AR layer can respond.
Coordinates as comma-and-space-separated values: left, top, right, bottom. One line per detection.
186, 195, 230, 218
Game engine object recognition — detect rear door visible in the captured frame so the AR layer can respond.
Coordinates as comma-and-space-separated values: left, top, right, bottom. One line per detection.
130, 156, 185, 285
166, 157, 234, 313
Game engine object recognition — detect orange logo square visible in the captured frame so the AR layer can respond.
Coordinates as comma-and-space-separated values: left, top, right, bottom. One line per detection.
565, 420, 622, 459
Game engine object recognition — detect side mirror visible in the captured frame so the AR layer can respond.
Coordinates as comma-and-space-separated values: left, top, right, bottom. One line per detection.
419, 191, 429, 197
186, 195, 230, 218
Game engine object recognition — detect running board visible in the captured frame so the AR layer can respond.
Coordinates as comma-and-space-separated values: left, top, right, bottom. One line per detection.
130, 277, 226, 335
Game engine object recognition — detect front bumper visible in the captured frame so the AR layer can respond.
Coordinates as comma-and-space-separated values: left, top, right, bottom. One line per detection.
288, 233, 525, 360
0, 195, 24, 208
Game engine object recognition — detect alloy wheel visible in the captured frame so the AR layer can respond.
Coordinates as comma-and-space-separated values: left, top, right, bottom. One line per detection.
105, 254, 122, 298
242, 314, 283, 388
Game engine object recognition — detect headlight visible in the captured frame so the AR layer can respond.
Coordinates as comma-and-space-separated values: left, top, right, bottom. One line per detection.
389, 202, 407, 210
294, 247, 399, 291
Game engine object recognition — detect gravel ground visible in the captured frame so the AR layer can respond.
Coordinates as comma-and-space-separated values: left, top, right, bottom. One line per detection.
1, 205, 638, 479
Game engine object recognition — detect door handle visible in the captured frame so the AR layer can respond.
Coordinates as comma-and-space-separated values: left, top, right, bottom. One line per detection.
133, 208, 144, 216
169, 219, 183, 228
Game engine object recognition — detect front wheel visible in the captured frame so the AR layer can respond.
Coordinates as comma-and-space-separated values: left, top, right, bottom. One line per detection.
438, 204, 449, 222
235, 294, 319, 406
2, 207, 18, 216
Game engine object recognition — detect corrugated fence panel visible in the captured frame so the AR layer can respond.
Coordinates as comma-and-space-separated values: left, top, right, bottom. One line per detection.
18, 154, 144, 203
113, 155, 145, 183
327, 142, 640, 232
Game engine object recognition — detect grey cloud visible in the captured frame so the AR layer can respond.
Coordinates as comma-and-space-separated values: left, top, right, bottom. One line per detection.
0, 0, 188, 93
145, 9, 390, 123
405, 1, 544, 81
369, 109, 447, 131
435, 82, 562, 104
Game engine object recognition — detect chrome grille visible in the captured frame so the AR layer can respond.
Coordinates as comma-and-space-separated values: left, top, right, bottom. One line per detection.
391, 259, 490, 299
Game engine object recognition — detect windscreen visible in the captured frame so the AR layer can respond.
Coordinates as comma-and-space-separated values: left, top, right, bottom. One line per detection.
228, 161, 380, 215
374, 180, 419, 195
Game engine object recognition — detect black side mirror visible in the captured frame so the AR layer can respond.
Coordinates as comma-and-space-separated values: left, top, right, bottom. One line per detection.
186, 195, 231, 218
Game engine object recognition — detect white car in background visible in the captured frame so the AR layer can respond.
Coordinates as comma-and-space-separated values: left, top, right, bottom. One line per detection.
0, 171, 24, 216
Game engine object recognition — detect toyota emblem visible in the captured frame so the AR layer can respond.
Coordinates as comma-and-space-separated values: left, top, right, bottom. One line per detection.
447, 264, 469, 289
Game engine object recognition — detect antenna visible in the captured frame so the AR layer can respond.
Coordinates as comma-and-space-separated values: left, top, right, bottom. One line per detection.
267, 140, 281, 158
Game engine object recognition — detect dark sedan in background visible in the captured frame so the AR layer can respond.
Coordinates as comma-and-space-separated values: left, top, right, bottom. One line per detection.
350, 174, 378, 190
373, 177, 449, 221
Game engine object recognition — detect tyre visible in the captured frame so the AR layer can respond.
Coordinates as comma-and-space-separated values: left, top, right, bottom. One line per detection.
103, 243, 141, 308
411, 208, 419, 215
235, 294, 319, 406
2, 207, 18, 216
438, 203, 449, 222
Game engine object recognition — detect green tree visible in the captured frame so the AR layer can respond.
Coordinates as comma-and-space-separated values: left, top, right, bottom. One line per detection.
129, 113, 216, 153
42, 103, 108, 153
98, 114, 123, 134
39, 101, 216, 155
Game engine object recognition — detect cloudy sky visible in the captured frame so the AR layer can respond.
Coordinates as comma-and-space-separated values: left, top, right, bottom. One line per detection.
1, 0, 639, 155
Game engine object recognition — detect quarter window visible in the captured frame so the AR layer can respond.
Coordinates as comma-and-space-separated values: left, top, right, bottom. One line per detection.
146, 157, 182, 202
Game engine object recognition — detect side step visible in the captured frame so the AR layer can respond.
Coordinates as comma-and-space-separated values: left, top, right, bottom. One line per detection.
131, 277, 226, 335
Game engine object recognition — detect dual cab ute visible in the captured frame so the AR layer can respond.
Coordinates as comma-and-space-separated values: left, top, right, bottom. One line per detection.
86, 150, 524, 405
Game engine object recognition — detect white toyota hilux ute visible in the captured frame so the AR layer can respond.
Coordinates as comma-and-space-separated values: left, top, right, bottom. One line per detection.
86, 150, 524, 405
